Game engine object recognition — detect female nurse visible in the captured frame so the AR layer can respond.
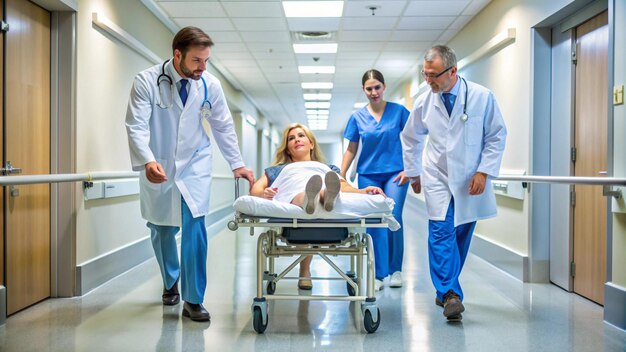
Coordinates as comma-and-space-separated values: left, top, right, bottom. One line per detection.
341, 69, 410, 291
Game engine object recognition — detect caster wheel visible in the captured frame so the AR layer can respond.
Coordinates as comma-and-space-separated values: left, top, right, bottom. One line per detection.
266, 281, 276, 295
253, 306, 268, 333
363, 308, 380, 333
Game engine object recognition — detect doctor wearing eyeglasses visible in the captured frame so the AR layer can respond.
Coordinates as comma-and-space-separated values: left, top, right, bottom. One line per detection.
125, 26, 254, 322
401, 45, 506, 322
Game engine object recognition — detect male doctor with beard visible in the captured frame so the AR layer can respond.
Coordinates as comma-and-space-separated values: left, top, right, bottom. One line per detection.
401, 45, 506, 322
126, 26, 254, 322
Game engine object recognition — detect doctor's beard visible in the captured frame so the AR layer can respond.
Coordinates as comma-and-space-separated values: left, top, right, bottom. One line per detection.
180, 60, 203, 80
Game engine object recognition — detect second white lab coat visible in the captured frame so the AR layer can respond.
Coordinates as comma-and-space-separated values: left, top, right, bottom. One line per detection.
126, 60, 244, 226
401, 78, 507, 226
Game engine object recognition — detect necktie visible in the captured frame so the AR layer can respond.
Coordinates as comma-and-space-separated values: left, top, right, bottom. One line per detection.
179, 79, 188, 106
442, 92, 455, 116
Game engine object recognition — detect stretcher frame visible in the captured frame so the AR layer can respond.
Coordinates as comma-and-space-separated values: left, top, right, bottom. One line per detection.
228, 208, 387, 334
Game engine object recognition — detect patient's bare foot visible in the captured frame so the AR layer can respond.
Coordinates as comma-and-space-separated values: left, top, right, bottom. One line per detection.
303, 175, 322, 214
323, 172, 341, 211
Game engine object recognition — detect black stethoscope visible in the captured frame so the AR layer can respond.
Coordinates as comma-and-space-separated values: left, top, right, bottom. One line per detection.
460, 77, 469, 122
156, 60, 213, 119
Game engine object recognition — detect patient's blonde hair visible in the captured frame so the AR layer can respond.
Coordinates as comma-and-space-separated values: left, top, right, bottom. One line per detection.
273, 123, 326, 165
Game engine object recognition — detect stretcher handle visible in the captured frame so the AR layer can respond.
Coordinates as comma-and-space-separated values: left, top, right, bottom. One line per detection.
235, 177, 240, 199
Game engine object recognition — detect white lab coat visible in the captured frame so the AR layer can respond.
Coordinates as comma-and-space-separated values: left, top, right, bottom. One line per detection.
126, 60, 244, 226
401, 78, 507, 226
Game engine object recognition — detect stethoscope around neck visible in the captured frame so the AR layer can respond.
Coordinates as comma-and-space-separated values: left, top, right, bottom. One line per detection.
156, 59, 213, 119
459, 77, 469, 122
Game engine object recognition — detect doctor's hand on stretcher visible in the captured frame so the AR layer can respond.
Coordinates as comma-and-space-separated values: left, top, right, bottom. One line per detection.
145, 162, 168, 184
233, 167, 255, 191
360, 186, 386, 197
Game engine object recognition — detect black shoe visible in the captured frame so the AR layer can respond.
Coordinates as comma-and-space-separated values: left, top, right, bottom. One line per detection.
442, 290, 464, 320
183, 302, 211, 322
162, 279, 180, 306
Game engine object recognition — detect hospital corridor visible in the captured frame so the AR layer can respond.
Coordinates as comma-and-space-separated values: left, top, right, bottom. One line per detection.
1, 0, 626, 351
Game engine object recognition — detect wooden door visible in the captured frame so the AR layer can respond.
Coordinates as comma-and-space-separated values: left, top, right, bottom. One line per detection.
4, 0, 51, 314
572, 11, 608, 305
0, 0, 4, 289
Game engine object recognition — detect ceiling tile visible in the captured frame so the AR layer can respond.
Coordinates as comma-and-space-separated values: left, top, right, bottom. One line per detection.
338, 41, 387, 52
232, 18, 288, 31
342, 16, 398, 30
174, 18, 235, 31
158, 1, 226, 17
240, 31, 291, 43
404, 1, 468, 16
397, 16, 456, 30
287, 18, 341, 32
343, 1, 408, 17
390, 30, 440, 41
212, 42, 248, 52
207, 31, 243, 43
463, 0, 491, 15
221, 1, 284, 17
340, 31, 391, 41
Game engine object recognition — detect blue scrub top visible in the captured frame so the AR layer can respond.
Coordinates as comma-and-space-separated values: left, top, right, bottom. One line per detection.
343, 101, 410, 175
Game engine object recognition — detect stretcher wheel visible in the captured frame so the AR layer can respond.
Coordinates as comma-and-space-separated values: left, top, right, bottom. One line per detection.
253, 306, 268, 333
266, 281, 276, 294
347, 279, 358, 296
363, 308, 380, 333
227, 220, 238, 231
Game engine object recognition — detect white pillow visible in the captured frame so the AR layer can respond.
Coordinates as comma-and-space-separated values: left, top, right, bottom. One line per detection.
233, 193, 400, 231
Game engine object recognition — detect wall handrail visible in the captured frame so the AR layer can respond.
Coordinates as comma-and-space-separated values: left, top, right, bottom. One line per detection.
496, 175, 626, 186
0, 171, 139, 186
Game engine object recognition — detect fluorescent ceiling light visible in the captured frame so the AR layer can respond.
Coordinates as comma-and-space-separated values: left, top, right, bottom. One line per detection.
302, 82, 333, 89
245, 114, 257, 126
283, 1, 343, 18
299, 66, 335, 74
306, 109, 329, 115
293, 43, 338, 54
353, 102, 368, 109
305, 102, 331, 109
307, 115, 329, 120
303, 93, 332, 100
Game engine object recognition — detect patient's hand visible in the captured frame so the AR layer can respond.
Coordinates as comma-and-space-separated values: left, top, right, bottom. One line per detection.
362, 186, 385, 197
263, 187, 278, 200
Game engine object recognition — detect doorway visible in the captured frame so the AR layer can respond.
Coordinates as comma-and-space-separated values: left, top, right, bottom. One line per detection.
572, 10, 608, 305
3, 0, 52, 314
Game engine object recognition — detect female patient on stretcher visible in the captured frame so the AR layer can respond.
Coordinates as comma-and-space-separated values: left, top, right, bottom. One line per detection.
249, 123, 387, 290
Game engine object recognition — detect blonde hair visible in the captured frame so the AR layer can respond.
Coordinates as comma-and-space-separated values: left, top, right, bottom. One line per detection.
273, 123, 326, 165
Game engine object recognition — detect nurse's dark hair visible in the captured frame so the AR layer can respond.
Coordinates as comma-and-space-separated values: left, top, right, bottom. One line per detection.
361, 69, 385, 86
172, 26, 214, 55
424, 45, 457, 68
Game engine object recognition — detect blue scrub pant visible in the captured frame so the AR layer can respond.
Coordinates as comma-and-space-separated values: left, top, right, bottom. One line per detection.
358, 171, 408, 280
147, 197, 208, 304
429, 198, 476, 302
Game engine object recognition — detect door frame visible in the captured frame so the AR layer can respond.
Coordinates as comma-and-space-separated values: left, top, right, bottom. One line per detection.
530, 0, 613, 289
0, 0, 77, 325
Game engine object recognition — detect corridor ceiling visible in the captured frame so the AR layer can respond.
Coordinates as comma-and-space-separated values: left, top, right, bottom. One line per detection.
150, 0, 490, 138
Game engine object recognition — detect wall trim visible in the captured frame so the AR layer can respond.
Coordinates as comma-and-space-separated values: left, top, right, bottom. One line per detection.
0, 286, 6, 325
604, 282, 626, 331
75, 206, 234, 295
471, 235, 529, 282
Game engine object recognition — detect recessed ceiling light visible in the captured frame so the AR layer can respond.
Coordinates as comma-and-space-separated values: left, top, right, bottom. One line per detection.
305, 102, 331, 109
283, 1, 344, 18
302, 82, 333, 89
299, 66, 335, 74
307, 115, 329, 120
304, 93, 332, 100
306, 109, 329, 115
293, 43, 338, 54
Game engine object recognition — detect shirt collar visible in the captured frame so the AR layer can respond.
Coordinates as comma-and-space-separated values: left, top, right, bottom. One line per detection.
166, 59, 186, 85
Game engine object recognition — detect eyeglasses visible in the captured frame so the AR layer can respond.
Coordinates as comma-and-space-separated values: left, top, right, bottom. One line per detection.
421, 66, 454, 79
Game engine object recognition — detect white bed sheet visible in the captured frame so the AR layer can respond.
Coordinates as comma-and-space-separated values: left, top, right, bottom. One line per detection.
233, 193, 400, 231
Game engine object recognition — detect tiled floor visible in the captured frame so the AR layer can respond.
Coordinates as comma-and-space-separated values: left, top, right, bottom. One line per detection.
0, 202, 624, 351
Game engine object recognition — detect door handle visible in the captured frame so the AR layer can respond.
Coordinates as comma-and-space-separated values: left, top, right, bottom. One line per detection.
0, 161, 22, 175
603, 185, 622, 199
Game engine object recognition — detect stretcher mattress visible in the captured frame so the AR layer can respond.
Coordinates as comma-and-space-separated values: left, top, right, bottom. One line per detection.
233, 193, 400, 231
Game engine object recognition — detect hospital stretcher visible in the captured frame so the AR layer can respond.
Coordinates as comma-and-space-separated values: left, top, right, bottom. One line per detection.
227, 182, 389, 334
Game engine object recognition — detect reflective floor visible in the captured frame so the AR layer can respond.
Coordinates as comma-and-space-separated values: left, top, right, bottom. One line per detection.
1, 202, 625, 352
